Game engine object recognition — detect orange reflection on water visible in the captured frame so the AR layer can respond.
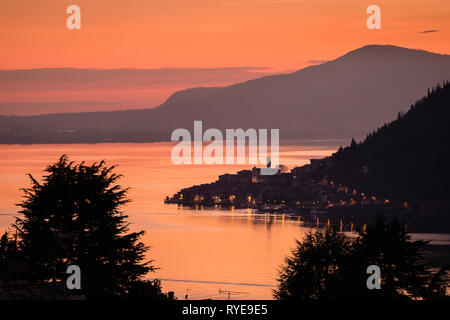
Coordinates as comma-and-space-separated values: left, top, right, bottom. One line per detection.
0, 142, 339, 299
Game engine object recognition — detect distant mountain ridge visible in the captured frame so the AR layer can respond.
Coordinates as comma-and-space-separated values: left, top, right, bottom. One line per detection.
0, 67, 269, 116
1, 45, 450, 144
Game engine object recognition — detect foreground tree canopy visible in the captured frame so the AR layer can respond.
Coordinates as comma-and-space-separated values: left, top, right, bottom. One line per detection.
0, 155, 166, 299
274, 216, 449, 300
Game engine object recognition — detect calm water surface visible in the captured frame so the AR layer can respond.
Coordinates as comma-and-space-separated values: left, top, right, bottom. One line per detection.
0, 142, 448, 299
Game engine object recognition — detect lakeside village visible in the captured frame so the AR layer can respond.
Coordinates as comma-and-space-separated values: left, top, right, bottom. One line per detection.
165, 158, 447, 232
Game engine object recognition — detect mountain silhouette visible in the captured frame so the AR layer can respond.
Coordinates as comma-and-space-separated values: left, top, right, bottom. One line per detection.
1, 45, 450, 144
320, 80, 450, 202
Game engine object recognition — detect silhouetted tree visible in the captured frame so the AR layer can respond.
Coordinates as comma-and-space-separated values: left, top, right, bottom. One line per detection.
0, 232, 16, 261
274, 228, 351, 300
0, 231, 24, 284
352, 216, 434, 299
275, 216, 449, 300
13, 155, 166, 299
426, 265, 450, 299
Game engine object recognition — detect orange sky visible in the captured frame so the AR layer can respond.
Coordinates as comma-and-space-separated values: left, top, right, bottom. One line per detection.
1, 0, 450, 70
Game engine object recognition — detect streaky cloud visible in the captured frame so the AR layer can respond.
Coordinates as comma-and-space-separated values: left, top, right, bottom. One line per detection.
418, 29, 440, 34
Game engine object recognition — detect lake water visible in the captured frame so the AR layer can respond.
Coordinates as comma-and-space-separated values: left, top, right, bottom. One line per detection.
0, 142, 449, 299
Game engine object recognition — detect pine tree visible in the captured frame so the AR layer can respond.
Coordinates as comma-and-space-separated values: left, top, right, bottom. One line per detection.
14, 155, 165, 298
274, 216, 449, 300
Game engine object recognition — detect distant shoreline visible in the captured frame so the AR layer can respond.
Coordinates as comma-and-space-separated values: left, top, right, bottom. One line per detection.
0, 137, 355, 146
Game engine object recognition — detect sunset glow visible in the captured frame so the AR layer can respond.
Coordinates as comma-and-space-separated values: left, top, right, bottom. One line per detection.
1, 0, 449, 70
0, 0, 449, 305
